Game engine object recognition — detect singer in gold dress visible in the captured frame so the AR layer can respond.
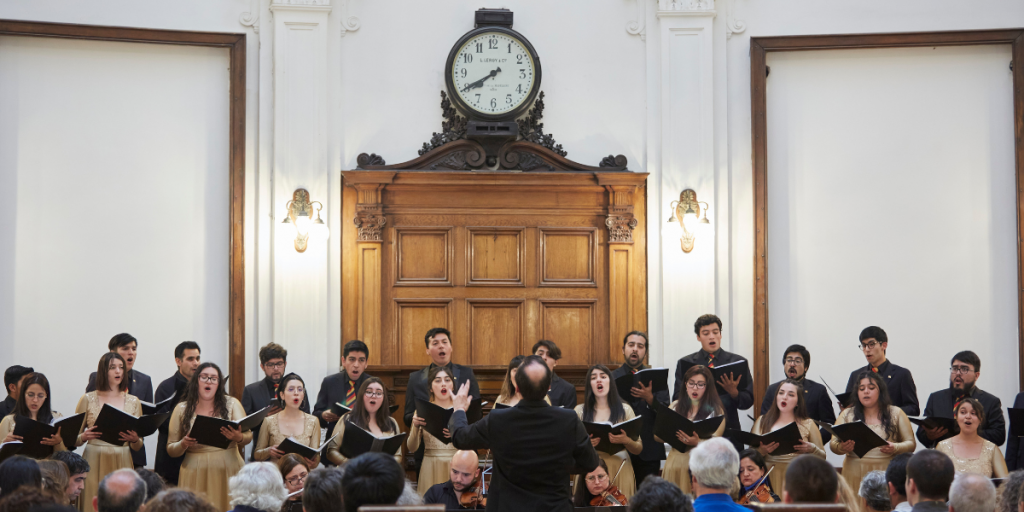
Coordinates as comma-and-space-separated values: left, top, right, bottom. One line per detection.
0, 372, 68, 457
574, 364, 642, 499
167, 363, 251, 512
253, 373, 320, 467
751, 379, 826, 493
325, 377, 402, 466
657, 365, 725, 495
830, 371, 915, 492
74, 354, 143, 512
407, 366, 459, 496
936, 397, 1008, 478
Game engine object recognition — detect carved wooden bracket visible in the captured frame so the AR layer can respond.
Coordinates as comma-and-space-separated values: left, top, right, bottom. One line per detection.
355, 205, 386, 242
598, 176, 641, 244
356, 140, 628, 172
343, 173, 396, 243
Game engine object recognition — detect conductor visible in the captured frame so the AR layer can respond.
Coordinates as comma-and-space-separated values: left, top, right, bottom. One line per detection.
449, 355, 600, 512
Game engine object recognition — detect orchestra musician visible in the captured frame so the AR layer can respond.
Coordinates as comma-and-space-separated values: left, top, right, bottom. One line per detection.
422, 450, 483, 510
278, 453, 309, 512
735, 449, 779, 504
572, 458, 628, 507
657, 365, 725, 494
408, 365, 460, 496
325, 377, 402, 466
0, 372, 67, 457
252, 373, 320, 467
751, 379, 825, 492
574, 363, 642, 498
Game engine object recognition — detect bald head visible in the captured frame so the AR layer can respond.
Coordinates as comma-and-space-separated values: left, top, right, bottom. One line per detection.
449, 450, 481, 492
94, 469, 146, 512
515, 355, 551, 401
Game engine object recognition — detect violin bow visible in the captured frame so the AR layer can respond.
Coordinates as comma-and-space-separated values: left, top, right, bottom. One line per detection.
611, 458, 628, 483
751, 465, 775, 490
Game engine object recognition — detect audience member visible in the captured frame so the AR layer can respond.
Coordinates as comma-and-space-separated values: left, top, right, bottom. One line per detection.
689, 438, 745, 512
0, 456, 42, 499
227, 462, 286, 512
143, 490, 218, 512
37, 460, 70, 505
859, 471, 891, 512
905, 450, 954, 512
277, 455, 309, 512
628, 477, 692, 512
93, 469, 145, 512
340, 453, 405, 512
996, 470, 1024, 512
948, 473, 996, 512
395, 481, 422, 507
783, 454, 838, 503
0, 486, 56, 512
301, 468, 345, 512
49, 452, 88, 505
885, 453, 912, 512
132, 470, 163, 504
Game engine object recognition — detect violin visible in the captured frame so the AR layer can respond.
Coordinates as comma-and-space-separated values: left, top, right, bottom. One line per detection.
589, 485, 628, 507
737, 466, 776, 505
458, 484, 486, 509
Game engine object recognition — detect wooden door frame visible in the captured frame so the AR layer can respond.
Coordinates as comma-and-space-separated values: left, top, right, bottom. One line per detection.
750, 29, 1024, 406
0, 19, 247, 398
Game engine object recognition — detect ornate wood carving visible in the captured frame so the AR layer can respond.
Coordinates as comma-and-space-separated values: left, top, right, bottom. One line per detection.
354, 205, 386, 242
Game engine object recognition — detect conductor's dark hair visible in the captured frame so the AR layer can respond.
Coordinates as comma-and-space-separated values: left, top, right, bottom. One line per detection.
107, 333, 137, 351
782, 344, 811, 369
173, 342, 200, 360
582, 364, 626, 424
622, 330, 649, 349
303, 467, 345, 512
859, 326, 888, 344
628, 476, 692, 512
343, 340, 369, 359
515, 356, 551, 402
48, 451, 89, 476
340, 453, 404, 512
258, 343, 287, 364
907, 450, 955, 501
4, 366, 34, 393
885, 453, 912, 497
423, 327, 451, 348
784, 455, 838, 503
95, 353, 129, 392
0, 456, 42, 499
532, 340, 562, 360
951, 350, 981, 372
694, 314, 722, 336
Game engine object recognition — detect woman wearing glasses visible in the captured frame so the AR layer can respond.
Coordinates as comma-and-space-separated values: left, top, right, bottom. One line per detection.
325, 377, 401, 466
253, 373, 320, 468
572, 458, 628, 507
167, 362, 251, 512
278, 454, 309, 512
657, 365, 725, 494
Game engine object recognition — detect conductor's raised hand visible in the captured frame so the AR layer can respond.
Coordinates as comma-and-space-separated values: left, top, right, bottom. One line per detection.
452, 381, 472, 412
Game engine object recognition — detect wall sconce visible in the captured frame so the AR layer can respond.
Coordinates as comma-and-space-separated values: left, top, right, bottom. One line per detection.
280, 189, 329, 253
668, 189, 710, 253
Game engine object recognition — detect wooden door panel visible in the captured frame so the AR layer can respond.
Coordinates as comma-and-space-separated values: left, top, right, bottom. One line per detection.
466, 227, 525, 287
395, 298, 452, 365
394, 227, 453, 286
466, 299, 525, 365
538, 227, 598, 287
538, 299, 597, 365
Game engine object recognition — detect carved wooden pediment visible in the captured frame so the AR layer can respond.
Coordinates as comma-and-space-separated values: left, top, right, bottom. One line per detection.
356, 139, 627, 172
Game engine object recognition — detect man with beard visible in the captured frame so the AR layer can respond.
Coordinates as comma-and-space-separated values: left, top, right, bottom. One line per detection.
759, 344, 835, 442
154, 341, 201, 485
844, 326, 919, 416
915, 350, 1004, 448
422, 450, 482, 509
243, 342, 310, 460
86, 333, 153, 469
611, 331, 668, 488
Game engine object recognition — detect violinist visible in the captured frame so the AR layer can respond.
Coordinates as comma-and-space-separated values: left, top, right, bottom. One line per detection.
735, 449, 779, 504
423, 450, 483, 510
572, 458, 628, 507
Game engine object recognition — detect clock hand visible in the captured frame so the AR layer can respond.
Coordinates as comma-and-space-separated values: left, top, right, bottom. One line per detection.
460, 67, 502, 93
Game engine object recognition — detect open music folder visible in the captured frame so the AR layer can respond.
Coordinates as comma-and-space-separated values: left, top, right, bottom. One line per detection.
93, 405, 170, 446
187, 405, 271, 450
582, 416, 642, 455
11, 413, 86, 459
337, 421, 408, 459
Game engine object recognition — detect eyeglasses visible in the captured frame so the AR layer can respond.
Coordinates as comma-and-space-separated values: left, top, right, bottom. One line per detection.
686, 381, 706, 389
199, 375, 219, 383
950, 366, 975, 375
585, 474, 609, 483
265, 362, 285, 369
285, 387, 304, 394
784, 358, 804, 365
25, 393, 46, 401
858, 341, 880, 351
365, 391, 384, 398
285, 473, 307, 486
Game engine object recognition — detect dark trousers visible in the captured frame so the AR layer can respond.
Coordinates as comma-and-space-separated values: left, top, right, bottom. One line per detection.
629, 453, 662, 489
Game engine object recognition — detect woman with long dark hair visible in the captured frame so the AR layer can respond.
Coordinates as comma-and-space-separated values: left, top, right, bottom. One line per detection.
574, 364, 642, 498
571, 457, 629, 507
751, 379, 825, 492
0, 373, 67, 456
657, 365, 725, 494
735, 448, 779, 503
830, 371, 915, 492
167, 362, 251, 512
407, 366, 459, 496
325, 377, 401, 466
253, 373, 320, 467
73, 353, 142, 512
936, 397, 1008, 477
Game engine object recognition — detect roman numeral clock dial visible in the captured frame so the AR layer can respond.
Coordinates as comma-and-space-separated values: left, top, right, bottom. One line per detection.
445, 26, 541, 121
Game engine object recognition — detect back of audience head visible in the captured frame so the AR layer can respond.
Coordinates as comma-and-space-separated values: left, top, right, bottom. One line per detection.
628, 476, 692, 512
395, 481, 421, 507
229, 462, 285, 512
94, 469, 145, 512
689, 437, 738, 492
132, 470, 164, 504
784, 454, 838, 503
340, 453, 404, 512
859, 471, 891, 512
885, 453, 911, 505
48, 452, 88, 503
0, 456, 41, 499
0, 485, 56, 512
906, 450, 954, 503
143, 490, 217, 512
514, 356, 551, 402
948, 473, 995, 512
995, 470, 1024, 512
36, 461, 69, 505
302, 468, 345, 512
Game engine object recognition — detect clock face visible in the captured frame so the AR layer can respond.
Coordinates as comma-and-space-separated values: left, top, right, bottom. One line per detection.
450, 31, 537, 117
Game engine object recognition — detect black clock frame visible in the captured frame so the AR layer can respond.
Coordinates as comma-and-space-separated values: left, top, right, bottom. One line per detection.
443, 26, 542, 122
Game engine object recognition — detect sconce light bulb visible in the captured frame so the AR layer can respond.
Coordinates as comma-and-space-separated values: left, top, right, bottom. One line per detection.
310, 214, 330, 242
682, 213, 698, 233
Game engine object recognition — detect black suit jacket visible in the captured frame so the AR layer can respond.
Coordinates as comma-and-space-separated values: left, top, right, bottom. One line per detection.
242, 377, 310, 460
845, 359, 920, 416
0, 396, 16, 419
547, 374, 577, 409
312, 371, 370, 438
422, 480, 463, 510
87, 369, 154, 468
153, 372, 189, 485
1008, 392, 1024, 471
404, 363, 480, 428
611, 364, 668, 462
915, 386, 1004, 448
760, 377, 836, 443
449, 399, 600, 512
674, 349, 754, 445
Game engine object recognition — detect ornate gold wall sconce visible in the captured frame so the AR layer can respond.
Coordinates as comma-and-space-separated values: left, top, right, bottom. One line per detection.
668, 189, 710, 253
280, 189, 329, 253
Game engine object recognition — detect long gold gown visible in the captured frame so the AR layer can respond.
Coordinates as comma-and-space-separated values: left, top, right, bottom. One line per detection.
936, 438, 1008, 478
573, 403, 643, 499
829, 406, 915, 492
74, 392, 143, 512
657, 401, 726, 495
751, 417, 825, 494
324, 413, 402, 466
0, 411, 70, 457
252, 411, 321, 464
407, 412, 458, 496
167, 397, 252, 512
